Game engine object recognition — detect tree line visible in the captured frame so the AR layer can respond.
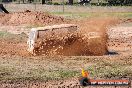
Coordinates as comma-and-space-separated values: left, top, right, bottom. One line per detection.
72, 0, 132, 5
107, 0, 132, 6
1, 0, 132, 6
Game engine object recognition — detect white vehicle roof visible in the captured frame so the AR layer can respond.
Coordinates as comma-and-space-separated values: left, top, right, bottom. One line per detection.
31, 24, 77, 31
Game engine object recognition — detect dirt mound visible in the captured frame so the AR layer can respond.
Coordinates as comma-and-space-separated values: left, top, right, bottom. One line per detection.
0, 11, 67, 26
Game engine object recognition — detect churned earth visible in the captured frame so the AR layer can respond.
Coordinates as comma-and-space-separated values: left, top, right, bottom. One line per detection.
0, 11, 132, 88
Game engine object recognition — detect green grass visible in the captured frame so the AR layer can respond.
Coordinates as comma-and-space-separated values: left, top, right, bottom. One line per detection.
0, 56, 80, 83
0, 31, 27, 42
0, 55, 131, 82
0, 31, 12, 38
51, 12, 132, 19
0, 68, 79, 82
87, 62, 132, 79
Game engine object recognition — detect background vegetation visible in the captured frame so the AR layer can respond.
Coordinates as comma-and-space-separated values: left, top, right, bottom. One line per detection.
0, 0, 132, 6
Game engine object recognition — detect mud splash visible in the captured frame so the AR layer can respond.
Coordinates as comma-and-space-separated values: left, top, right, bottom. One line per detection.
33, 18, 120, 56
0, 12, 122, 56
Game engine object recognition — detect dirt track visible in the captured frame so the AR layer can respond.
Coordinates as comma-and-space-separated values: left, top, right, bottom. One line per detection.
0, 11, 67, 26
0, 79, 131, 88
0, 11, 126, 56
0, 11, 132, 88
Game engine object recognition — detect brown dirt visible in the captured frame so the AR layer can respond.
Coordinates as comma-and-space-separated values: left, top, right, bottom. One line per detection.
108, 26, 132, 52
0, 11, 132, 87
0, 11, 129, 56
0, 11, 131, 57
0, 37, 29, 57
0, 11, 125, 56
34, 28, 106, 56
0, 78, 131, 88
74, 17, 121, 55
0, 11, 68, 26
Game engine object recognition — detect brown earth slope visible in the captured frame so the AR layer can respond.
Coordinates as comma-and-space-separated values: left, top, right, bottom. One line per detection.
0, 11, 67, 26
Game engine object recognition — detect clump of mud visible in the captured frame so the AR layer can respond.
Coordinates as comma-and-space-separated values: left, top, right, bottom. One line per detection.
0, 11, 67, 26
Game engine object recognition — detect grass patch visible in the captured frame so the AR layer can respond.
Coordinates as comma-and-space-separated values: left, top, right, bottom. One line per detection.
0, 57, 80, 82
59, 70, 79, 79
0, 53, 131, 82
0, 69, 79, 82
87, 60, 132, 79
51, 12, 132, 19
0, 31, 27, 42
0, 31, 12, 38
0, 56, 131, 82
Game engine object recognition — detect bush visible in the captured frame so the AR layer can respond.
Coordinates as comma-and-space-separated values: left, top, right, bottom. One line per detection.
53, 2, 60, 5
46, 1, 52, 5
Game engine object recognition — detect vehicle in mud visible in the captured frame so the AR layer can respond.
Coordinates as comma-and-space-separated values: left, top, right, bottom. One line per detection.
27, 24, 78, 55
